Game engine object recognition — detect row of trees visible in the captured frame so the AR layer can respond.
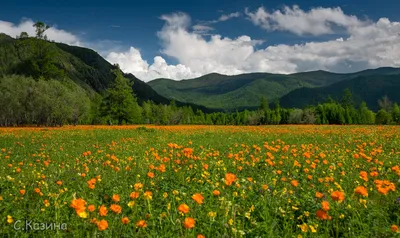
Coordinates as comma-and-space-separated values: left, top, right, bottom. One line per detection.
1, 72, 400, 126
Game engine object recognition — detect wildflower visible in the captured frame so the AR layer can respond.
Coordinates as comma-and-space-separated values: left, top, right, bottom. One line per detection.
128, 201, 135, 208
134, 183, 144, 191
309, 225, 317, 232
88, 205, 96, 212
316, 210, 331, 220
178, 204, 190, 214
291, 180, 299, 187
197, 234, 205, 238
110, 204, 122, 214
97, 219, 108, 231
354, 186, 368, 197
70, 198, 86, 215
321, 201, 330, 211
391, 225, 398, 233
183, 217, 195, 229
213, 190, 220, 196
192, 193, 204, 204
136, 220, 147, 228
56, 181, 63, 186
44, 199, 50, 207
331, 191, 345, 202
7, 215, 13, 224
225, 173, 237, 186
315, 192, 324, 199
130, 191, 139, 199
112, 194, 120, 202
147, 172, 155, 178
144, 191, 153, 200
99, 205, 108, 217
19, 189, 26, 195
208, 211, 216, 218
298, 223, 308, 232
121, 217, 130, 224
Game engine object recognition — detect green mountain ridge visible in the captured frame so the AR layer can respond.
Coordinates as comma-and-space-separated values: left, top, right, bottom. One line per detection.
0, 34, 212, 112
148, 67, 400, 111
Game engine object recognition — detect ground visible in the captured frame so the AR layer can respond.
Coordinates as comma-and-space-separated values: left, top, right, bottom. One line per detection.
0, 125, 399, 237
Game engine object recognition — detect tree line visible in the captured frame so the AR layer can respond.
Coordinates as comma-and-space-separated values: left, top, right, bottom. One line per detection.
1, 72, 400, 127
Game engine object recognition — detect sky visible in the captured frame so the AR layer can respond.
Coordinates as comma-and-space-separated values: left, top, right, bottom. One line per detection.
1, 0, 400, 82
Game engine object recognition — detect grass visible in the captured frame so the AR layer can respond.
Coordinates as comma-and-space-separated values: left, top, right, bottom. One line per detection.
0, 125, 399, 237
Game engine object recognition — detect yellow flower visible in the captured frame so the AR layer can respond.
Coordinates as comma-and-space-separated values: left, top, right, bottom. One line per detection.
309, 225, 317, 233
7, 215, 13, 224
298, 223, 308, 232
304, 211, 310, 217
78, 211, 88, 219
163, 192, 168, 198
339, 214, 345, 219
208, 211, 216, 218
128, 201, 135, 208
228, 219, 234, 225
292, 206, 299, 210
172, 190, 179, 195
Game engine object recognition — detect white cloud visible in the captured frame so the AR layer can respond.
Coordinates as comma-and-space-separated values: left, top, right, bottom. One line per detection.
192, 24, 214, 34
106, 47, 199, 81
107, 8, 400, 81
245, 5, 366, 35
217, 12, 241, 22
0, 19, 81, 45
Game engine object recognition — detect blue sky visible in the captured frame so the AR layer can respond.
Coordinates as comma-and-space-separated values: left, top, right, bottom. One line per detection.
1, 0, 400, 81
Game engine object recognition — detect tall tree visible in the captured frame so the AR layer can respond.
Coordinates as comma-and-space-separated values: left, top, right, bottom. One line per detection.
378, 95, 393, 112
101, 67, 141, 125
341, 88, 354, 109
33, 21, 50, 40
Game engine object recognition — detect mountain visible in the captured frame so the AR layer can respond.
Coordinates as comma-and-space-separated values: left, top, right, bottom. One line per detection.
148, 68, 400, 111
280, 74, 400, 111
0, 34, 212, 112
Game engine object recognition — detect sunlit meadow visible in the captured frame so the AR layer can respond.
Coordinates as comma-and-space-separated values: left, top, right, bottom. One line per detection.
0, 125, 399, 237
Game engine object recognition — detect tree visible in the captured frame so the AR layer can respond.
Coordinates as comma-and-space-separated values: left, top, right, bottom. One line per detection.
18, 32, 29, 39
101, 68, 141, 125
341, 88, 354, 109
33, 21, 50, 40
375, 109, 392, 125
378, 95, 393, 112
392, 103, 400, 124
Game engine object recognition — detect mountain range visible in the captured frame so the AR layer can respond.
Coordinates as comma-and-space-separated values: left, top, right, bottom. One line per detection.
1, 33, 399, 112
148, 67, 400, 111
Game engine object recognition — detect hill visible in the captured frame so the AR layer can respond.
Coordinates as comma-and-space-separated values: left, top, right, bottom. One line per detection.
279, 74, 400, 111
148, 68, 400, 111
0, 34, 212, 112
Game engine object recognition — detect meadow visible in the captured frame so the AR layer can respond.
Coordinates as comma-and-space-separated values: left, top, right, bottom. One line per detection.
0, 125, 399, 237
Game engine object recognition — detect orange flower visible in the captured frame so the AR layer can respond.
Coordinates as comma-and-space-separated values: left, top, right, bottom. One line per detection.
34, 188, 41, 194
19, 189, 26, 195
130, 191, 140, 199
197, 234, 205, 238
291, 180, 299, 187
315, 192, 324, 199
147, 172, 155, 178
316, 209, 331, 220
144, 191, 152, 200
321, 201, 330, 211
212, 190, 221, 196
225, 173, 237, 186
110, 204, 122, 214
97, 219, 108, 231
178, 204, 190, 214
121, 217, 130, 224
359, 171, 368, 181
99, 205, 108, 216
354, 186, 368, 197
70, 198, 86, 214
112, 194, 120, 202
88, 205, 96, 212
391, 225, 399, 233
331, 191, 345, 202
183, 217, 195, 229
192, 193, 204, 205
134, 183, 144, 191
136, 220, 147, 228
56, 181, 63, 186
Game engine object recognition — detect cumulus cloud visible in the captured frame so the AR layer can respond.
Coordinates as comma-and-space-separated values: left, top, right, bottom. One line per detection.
245, 5, 366, 35
0, 19, 81, 45
106, 47, 199, 81
107, 8, 400, 81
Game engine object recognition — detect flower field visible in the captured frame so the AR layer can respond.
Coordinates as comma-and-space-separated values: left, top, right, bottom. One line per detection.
0, 125, 399, 237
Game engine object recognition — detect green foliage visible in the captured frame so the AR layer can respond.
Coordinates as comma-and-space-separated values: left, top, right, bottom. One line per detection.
101, 69, 142, 125
0, 75, 90, 126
